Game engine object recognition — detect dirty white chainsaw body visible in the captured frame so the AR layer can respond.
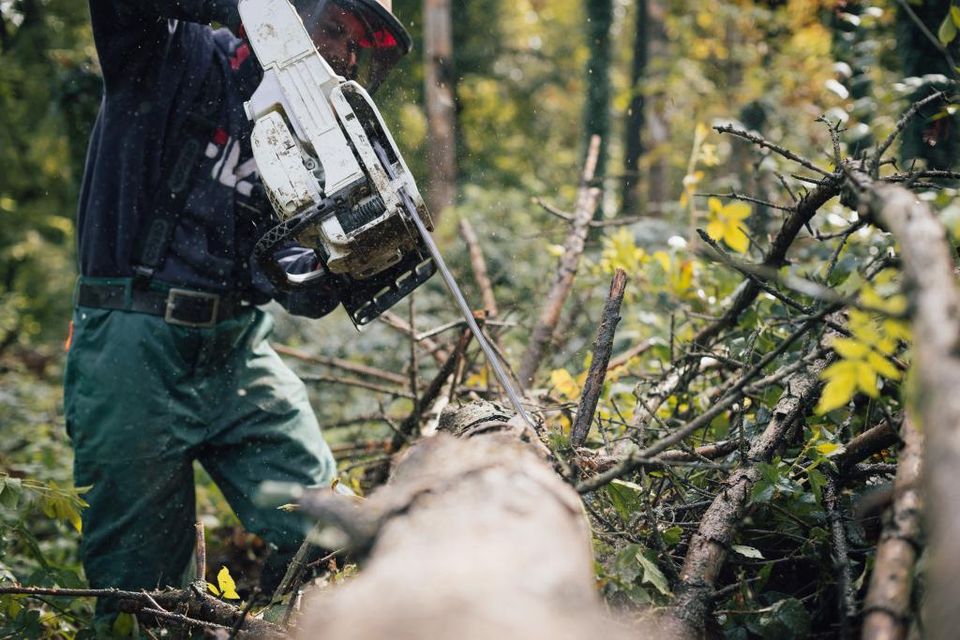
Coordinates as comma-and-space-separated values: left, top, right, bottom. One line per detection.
239, 0, 533, 425
239, 0, 434, 326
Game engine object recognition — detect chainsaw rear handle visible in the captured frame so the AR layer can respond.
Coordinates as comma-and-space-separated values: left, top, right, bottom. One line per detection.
253, 208, 331, 290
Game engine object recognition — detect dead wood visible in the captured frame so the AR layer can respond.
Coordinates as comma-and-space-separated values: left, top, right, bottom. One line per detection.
459, 216, 499, 317
845, 173, 959, 640
378, 310, 451, 365
571, 268, 628, 447
272, 343, 408, 386
861, 416, 923, 640
518, 135, 603, 387
294, 401, 630, 640
665, 355, 827, 639
836, 420, 899, 473
0, 585, 284, 640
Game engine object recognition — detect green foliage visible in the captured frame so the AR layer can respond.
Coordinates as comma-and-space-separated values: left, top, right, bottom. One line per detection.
0, 0, 99, 350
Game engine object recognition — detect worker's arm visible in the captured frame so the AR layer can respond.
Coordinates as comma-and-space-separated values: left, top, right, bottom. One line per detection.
87, 0, 241, 89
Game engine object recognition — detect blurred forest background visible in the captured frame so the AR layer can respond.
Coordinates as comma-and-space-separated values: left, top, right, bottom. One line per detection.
2, 0, 959, 637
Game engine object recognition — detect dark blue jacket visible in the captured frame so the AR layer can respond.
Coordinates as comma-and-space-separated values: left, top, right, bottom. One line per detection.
78, 0, 340, 317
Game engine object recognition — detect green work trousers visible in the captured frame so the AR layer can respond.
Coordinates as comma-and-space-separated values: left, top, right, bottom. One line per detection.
63, 278, 335, 614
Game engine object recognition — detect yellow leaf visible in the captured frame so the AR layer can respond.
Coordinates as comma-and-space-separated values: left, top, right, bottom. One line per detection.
549, 368, 581, 401
724, 202, 751, 221
867, 351, 902, 381
815, 442, 842, 457
883, 294, 908, 315
217, 566, 240, 600
706, 220, 725, 242
705, 199, 751, 253
699, 143, 719, 167
207, 582, 220, 597
831, 337, 869, 360
817, 361, 858, 413
724, 225, 750, 254
883, 319, 912, 343
856, 362, 879, 398
849, 312, 881, 345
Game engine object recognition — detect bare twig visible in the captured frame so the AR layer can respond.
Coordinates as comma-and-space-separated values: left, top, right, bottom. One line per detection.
378, 311, 450, 365
194, 522, 206, 586
872, 90, 947, 176
695, 191, 795, 212
273, 343, 408, 386
459, 217, 500, 317
390, 329, 471, 451
836, 420, 899, 472
824, 476, 855, 639
518, 135, 603, 387
714, 124, 834, 178
571, 269, 628, 447
579, 312, 835, 494
299, 373, 416, 399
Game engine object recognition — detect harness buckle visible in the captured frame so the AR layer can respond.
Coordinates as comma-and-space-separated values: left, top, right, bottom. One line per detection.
164, 288, 220, 328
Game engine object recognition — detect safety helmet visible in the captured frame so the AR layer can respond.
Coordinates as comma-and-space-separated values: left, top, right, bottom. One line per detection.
292, 0, 412, 94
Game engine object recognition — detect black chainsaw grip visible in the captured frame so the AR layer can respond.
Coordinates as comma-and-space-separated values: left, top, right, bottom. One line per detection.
253, 210, 322, 291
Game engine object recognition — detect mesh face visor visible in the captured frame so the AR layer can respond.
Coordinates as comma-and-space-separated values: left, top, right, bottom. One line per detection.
293, 0, 412, 94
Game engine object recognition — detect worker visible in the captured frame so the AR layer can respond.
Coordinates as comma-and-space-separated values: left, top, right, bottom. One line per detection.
65, 0, 411, 627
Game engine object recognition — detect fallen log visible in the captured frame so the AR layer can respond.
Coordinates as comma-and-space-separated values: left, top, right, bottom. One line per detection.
861, 416, 923, 640
846, 172, 959, 640
294, 401, 629, 640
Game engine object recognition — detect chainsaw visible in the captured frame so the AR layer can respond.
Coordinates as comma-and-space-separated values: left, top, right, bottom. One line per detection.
238, 0, 533, 425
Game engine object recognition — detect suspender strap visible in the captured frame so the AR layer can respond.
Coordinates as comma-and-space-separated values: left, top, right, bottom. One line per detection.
132, 64, 224, 286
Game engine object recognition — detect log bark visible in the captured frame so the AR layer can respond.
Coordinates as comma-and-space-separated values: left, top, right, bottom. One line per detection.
295, 401, 628, 640
861, 416, 923, 640
847, 175, 955, 638
518, 135, 603, 387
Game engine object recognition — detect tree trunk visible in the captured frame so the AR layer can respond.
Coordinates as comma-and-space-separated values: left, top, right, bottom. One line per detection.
295, 402, 629, 640
583, 0, 612, 183
645, 0, 669, 210
621, 0, 648, 216
423, 0, 458, 219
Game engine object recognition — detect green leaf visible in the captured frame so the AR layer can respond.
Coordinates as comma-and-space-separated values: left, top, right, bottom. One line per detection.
635, 548, 672, 596
606, 479, 644, 521
951, 5, 960, 27
760, 598, 811, 640
939, 15, 957, 45
731, 544, 764, 559
661, 525, 683, 547
111, 612, 136, 637
0, 478, 21, 510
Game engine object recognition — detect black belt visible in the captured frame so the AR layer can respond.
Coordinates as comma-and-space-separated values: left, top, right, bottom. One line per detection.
77, 282, 250, 328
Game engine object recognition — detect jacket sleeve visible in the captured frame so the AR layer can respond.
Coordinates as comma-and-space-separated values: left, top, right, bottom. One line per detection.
88, 0, 240, 86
